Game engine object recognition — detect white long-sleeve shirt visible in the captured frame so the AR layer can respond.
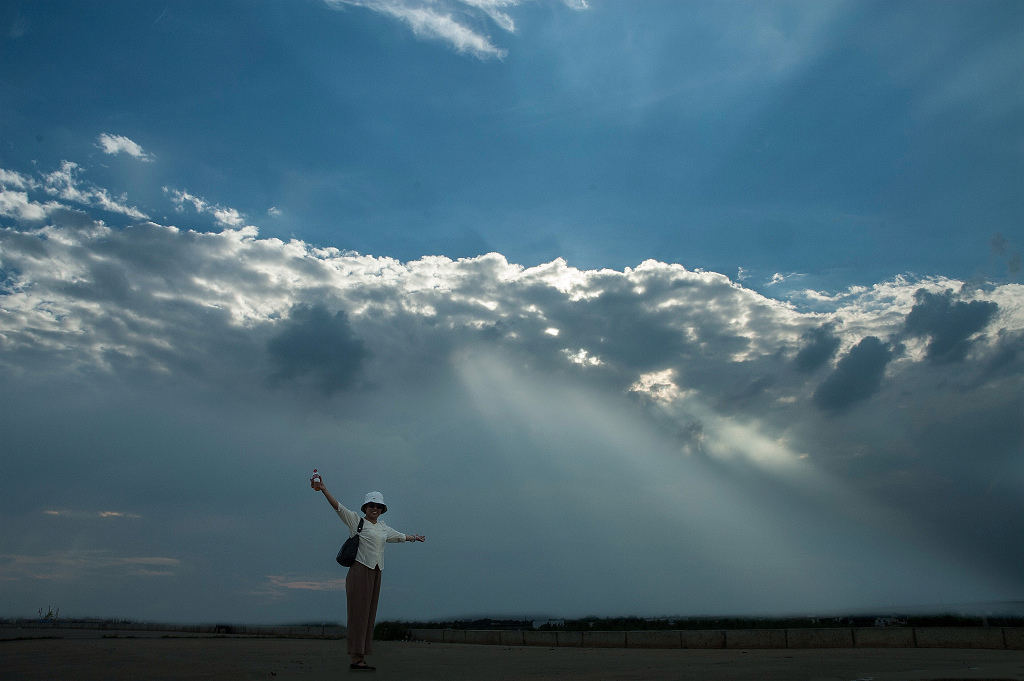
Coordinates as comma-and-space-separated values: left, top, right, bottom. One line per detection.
335, 503, 406, 570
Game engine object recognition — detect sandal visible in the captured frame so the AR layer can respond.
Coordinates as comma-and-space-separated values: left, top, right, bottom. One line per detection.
350, 662, 376, 671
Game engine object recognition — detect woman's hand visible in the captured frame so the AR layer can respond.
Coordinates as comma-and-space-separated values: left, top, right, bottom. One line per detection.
406, 534, 426, 542
311, 479, 325, 492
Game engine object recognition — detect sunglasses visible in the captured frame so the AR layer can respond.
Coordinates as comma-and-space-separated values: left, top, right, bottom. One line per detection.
365, 503, 385, 510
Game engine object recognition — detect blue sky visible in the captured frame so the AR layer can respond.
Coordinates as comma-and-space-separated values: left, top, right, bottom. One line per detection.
0, 1, 1022, 624
3, 1, 1021, 283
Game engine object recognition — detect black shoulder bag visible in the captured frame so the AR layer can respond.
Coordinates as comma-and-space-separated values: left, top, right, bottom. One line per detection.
337, 518, 364, 567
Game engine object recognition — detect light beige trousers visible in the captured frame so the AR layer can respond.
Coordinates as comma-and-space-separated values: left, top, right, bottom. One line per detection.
345, 561, 382, 655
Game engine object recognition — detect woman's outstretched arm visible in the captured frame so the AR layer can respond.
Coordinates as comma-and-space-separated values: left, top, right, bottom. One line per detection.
312, 478, 340, 511
386, 525, 425, 543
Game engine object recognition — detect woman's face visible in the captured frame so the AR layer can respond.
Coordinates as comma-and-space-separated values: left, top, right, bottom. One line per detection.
364, 503, 384, 521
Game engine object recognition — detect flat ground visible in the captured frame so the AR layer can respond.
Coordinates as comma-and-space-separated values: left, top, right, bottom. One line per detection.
2, 629, 1022, 681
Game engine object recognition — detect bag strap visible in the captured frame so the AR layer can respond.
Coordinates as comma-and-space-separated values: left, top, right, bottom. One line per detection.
357, 518, 364, 534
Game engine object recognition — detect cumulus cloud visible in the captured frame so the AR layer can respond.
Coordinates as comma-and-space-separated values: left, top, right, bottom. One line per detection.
812, 336, 899, 413
792, 322, 841, 373
2, 161, 1023, 617
0, 190, 56, 222
0, 170, 60, 222
1, 196, 1021, 427
1, 165, 145, 223
323, 0, 587, 59
0, 169, 37, 191
96, 134, 153, 161
904, 288, 999, 364
2, 203, 1020, 479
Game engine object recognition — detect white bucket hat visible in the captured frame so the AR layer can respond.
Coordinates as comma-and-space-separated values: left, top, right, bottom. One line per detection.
361, 491, 387, 514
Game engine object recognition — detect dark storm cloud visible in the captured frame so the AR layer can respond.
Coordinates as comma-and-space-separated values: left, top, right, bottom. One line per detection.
904, 288, 999, 364
812, 336, 898, 414
792, 322, 841, 373
267, 303, 369, 395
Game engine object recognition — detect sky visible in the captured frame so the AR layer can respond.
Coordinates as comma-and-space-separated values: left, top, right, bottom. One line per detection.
0, 0, 1022, 625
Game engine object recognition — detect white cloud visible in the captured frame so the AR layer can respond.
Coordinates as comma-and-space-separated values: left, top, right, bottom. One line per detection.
0, 190, 59, 221
43, 510, 142, 519
0, 170, 60, 221
266, 575, 347, 591
323, 0, 587, 59
767, 272, 802, 286
166, 187, 208, 213
562, 348, 602, 366
212, 207, 245, 228
460, 0, 517, 32
42, 161, 148, 219
630, 368, 684, 403
96, 134, 153, 161
166, 188, 246, 228
324, 0, 504, 59
2, 202, 1019, 391
0, 169, 37, 190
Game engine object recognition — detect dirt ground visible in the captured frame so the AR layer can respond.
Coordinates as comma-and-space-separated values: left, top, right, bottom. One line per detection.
2, 628, 1023, 681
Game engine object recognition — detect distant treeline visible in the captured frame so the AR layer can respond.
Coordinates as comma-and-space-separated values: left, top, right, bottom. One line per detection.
373, 614, 1024, 641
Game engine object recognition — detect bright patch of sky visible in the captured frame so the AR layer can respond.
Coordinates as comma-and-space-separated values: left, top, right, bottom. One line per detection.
0, 0, 1021, 623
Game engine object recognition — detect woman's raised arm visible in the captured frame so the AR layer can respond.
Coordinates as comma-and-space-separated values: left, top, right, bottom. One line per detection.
312, 478, 341, 511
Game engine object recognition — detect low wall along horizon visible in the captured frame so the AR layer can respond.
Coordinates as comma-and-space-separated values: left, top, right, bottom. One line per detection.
7, 621, 346, 639
8, 621, 1023, 650
409, 627, 1024, 650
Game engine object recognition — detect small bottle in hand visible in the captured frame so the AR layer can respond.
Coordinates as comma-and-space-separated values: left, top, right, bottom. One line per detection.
311, 469, 322, 489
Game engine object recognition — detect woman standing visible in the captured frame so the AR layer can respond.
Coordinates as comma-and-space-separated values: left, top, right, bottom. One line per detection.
312, 476, 425, 671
